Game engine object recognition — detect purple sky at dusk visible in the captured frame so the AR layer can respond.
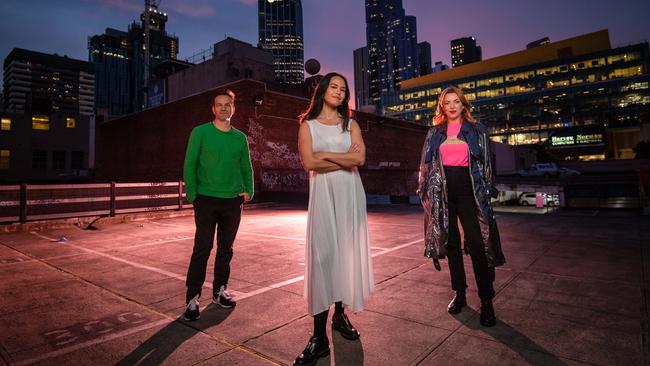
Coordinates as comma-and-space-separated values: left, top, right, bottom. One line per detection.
1, 0, 649, 99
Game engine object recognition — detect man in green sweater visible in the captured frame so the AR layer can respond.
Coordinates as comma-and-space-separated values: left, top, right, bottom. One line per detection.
182, 90, 254, 321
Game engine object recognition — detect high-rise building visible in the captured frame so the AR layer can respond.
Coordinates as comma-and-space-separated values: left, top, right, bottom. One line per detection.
3, 48, 94, 116
418, 41, 432, 76
353, 46, 372, 110
258, 0, 304, 84
365, 0, 420, 110
451, 37, 482, 67
88, 2, 178, 117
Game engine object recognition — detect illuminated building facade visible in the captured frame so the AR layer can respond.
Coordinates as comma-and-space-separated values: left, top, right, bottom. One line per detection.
3, 48, 94, 116
0, 112, 95, 183
258, 0, 304, 84
451, 37, 482, 67
385, 30, 650, 160
89, 4, 178, 116
365, 0, 420, 110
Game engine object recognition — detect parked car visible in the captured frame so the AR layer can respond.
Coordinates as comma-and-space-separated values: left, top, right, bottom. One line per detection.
518, 192, 560, 207
558, 167, 581, 176
516, 163, 558, 177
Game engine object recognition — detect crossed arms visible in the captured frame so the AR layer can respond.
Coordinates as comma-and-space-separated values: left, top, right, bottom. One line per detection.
297, 120, 366, 173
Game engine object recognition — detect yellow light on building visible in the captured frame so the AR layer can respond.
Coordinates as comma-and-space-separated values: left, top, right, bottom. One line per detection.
0, 149, 9, 170
1, 118, 10, 131
32, 115, 50, 130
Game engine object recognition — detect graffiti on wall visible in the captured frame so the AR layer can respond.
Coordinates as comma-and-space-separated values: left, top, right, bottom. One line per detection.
261, 170, 308, 192
247, 118, 302, 169
248, 118, 306, 191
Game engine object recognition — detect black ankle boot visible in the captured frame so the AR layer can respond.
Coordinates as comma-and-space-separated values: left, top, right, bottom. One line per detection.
332, 312, 360, 340
447, 291, 467, 314
293, 336, 330, 366
480, 299, 496, 327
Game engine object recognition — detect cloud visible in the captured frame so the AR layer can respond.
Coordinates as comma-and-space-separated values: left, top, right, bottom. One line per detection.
97, 0, 216, 19
165, 0, 216, 18
235, 0, 257, 5
98, 0, 141, 13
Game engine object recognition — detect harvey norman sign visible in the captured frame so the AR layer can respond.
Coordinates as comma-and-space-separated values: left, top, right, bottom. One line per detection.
551, 133, 603, 146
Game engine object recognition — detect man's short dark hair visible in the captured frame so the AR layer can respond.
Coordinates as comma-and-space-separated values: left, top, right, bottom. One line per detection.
213, 89, 235, 105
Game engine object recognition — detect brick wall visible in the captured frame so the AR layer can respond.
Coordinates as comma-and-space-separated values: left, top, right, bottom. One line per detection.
97, 79, 428, 197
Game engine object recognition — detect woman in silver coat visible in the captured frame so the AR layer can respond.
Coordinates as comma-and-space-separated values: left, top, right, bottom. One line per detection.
418, 85, 506, 327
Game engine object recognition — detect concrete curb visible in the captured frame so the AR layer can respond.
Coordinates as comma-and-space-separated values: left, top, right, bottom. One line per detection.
0, 202, 278, 233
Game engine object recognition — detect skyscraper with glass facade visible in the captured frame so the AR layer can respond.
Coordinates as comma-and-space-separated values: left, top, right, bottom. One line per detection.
365, 0, 420, 111
258, 0, 304, 84
89, 4, 178, 117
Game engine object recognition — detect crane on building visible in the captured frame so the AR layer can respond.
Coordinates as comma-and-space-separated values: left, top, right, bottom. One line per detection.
143, 0, 162, 108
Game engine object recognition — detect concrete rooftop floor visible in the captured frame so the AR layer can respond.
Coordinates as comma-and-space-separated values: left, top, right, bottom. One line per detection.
0, 205, 648, 366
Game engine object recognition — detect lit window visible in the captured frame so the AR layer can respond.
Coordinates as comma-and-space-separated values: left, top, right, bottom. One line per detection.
32, 116, 50, 130
66, 117, 76, 128
1, 118, 10, 131
0, 149, 9, 170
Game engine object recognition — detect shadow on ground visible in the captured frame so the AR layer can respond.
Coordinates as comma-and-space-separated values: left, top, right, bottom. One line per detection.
115, 304, 233, 366
459, 308, 569, 366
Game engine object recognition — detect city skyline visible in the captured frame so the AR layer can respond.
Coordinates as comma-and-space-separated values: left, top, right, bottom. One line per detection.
1, 0, 649, 99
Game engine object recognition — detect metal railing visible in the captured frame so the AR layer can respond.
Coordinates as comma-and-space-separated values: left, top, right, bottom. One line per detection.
0, 181, 192, 224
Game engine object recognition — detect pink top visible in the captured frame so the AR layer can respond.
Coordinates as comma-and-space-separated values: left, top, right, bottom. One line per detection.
440, 122, 469, 167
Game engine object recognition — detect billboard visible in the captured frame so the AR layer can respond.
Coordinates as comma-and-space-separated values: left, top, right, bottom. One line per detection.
147, 80, 166, 108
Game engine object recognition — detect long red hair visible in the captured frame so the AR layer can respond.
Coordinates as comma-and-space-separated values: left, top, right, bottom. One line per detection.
432, 86, 476, 126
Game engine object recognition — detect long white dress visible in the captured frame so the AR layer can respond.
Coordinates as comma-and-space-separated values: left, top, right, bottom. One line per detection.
304, 119, 374, 316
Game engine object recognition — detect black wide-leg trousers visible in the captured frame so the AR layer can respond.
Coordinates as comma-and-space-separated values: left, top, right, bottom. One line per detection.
444, 166, 495, 300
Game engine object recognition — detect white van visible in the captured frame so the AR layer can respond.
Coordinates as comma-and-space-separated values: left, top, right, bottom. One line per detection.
518, 192, 560, 207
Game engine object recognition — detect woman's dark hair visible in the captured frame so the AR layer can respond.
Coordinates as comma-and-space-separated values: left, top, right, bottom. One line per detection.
299, 72, 351, 131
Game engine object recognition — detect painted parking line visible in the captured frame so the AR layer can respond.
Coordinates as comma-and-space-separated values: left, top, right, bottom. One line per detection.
14, 319, 170, 366
29, 232, 423, 299
238, 231, 305, 241
21, 231, 424, 364
29, 231, 208, 288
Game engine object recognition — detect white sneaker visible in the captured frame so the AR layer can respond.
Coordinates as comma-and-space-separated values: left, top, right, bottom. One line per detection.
182, 294, 200, 321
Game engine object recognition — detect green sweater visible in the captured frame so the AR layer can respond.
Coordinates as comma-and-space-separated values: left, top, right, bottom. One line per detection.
183, 122, 254, 202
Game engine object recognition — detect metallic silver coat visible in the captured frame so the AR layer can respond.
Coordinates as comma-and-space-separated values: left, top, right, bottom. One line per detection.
418, 122, 506, 267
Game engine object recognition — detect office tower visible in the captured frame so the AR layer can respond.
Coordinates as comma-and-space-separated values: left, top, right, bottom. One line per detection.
3, 48, 94, 116
353, 46, 372, 109
451, 36, 482, 67
418, 41, 432, 76
258, 0, 304, 84
89, 1, 178, 116
365, 0, 420, 109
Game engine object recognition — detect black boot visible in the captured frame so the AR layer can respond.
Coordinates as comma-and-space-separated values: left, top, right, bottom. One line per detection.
293, 336, 330, 366
447, 290, 467, 314
480, 299, 496, 327
332, 313, 360, 340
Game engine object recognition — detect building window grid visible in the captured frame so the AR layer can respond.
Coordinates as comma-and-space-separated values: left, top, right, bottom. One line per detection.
0, 149, 9, 170
388, 48, 649, 142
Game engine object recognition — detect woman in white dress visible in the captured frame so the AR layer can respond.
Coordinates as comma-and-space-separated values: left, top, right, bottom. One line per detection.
293, 72, 374, 366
